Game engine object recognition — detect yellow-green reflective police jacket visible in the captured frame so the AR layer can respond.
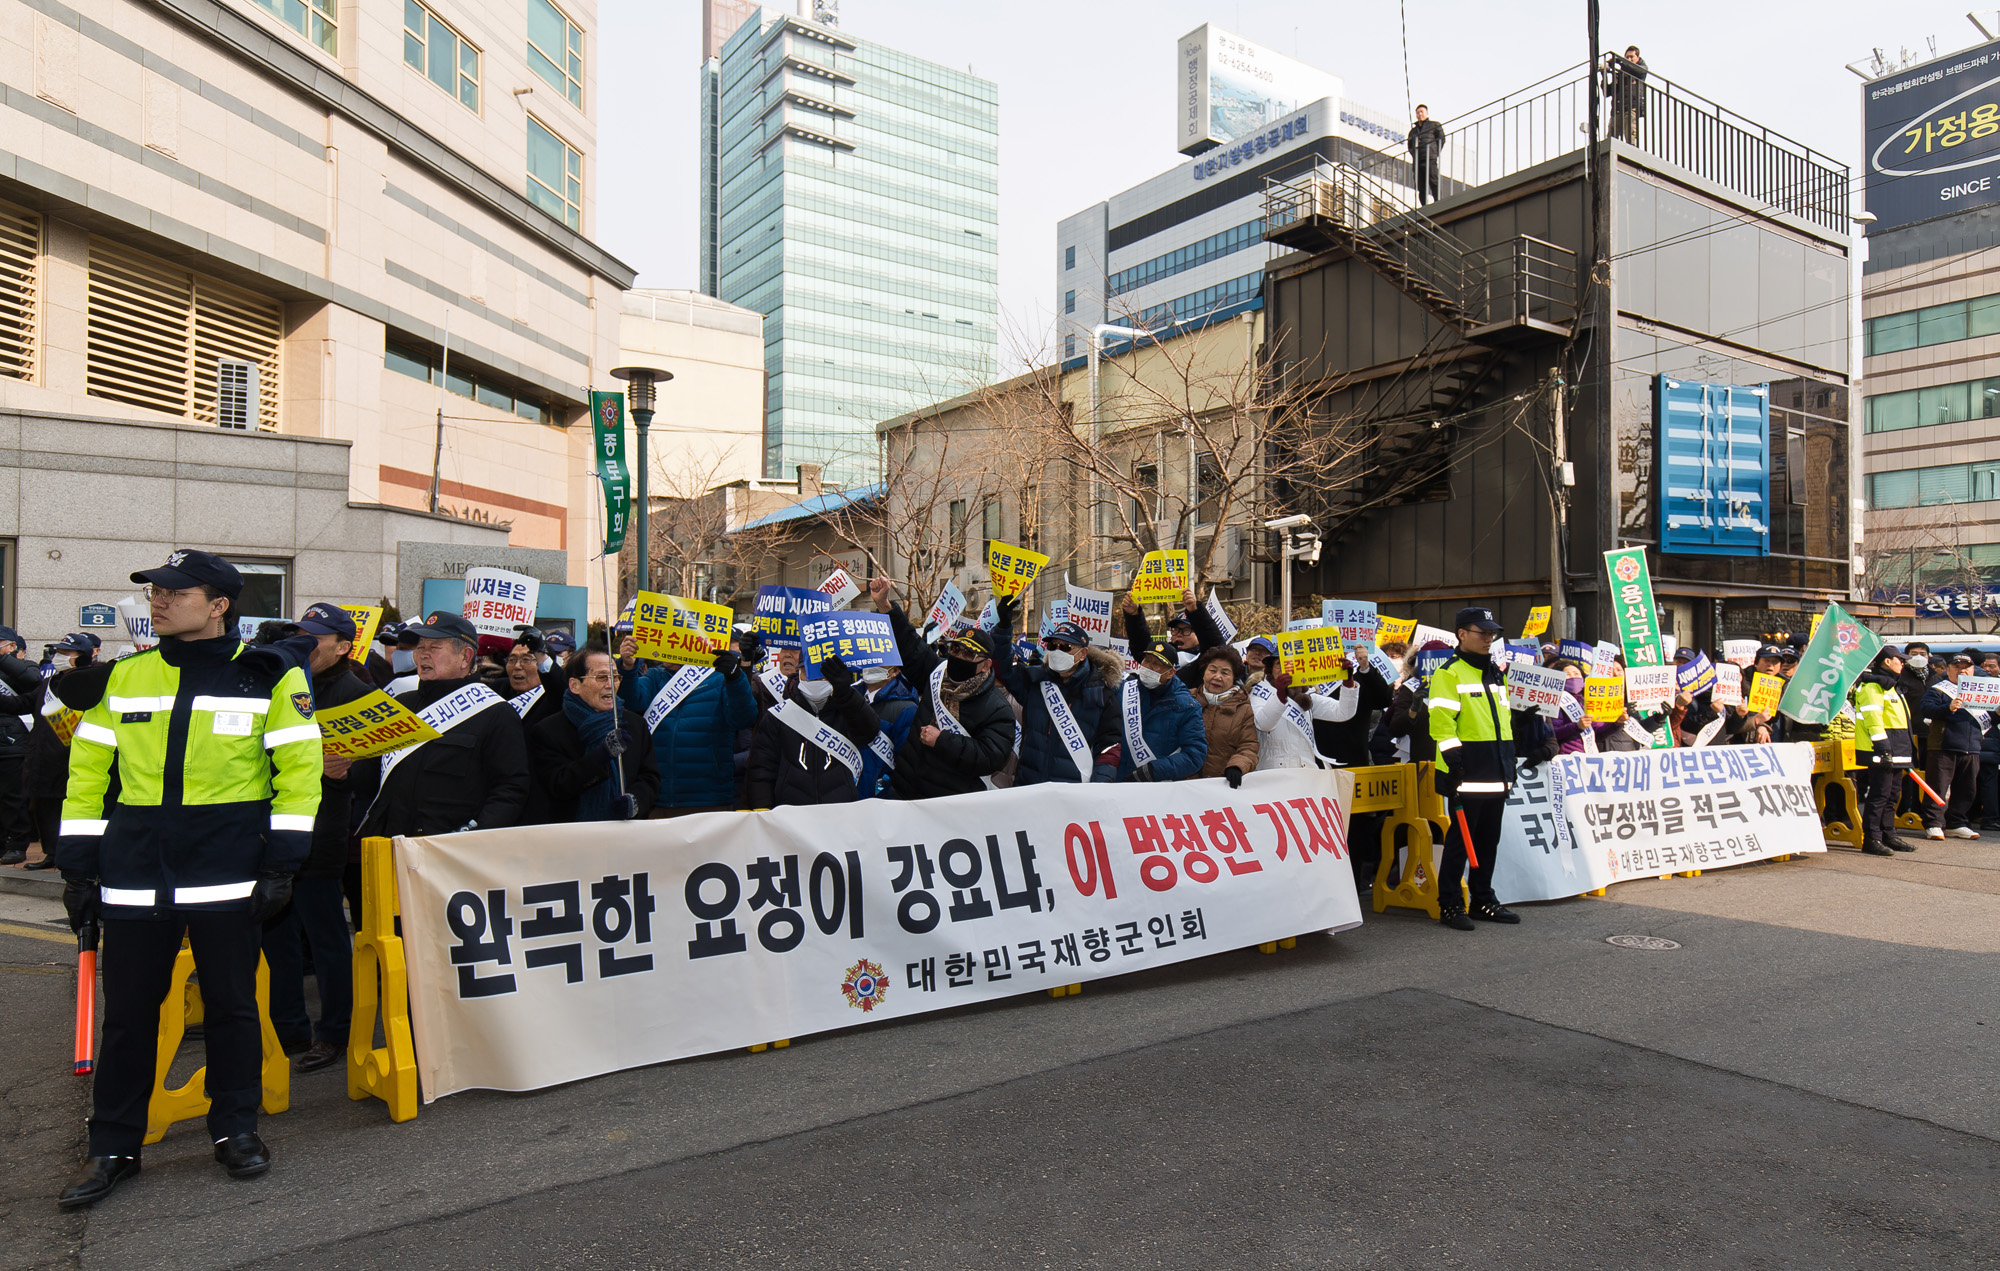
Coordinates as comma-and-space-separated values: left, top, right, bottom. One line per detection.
58, 634, 321, 915
1426, 651, 1517, 798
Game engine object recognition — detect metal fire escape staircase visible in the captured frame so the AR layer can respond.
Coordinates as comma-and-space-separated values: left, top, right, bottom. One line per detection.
1263, 159, 1576, 540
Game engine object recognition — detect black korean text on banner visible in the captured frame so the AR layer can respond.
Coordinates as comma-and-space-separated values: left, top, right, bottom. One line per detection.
393, 770, 1361, 1099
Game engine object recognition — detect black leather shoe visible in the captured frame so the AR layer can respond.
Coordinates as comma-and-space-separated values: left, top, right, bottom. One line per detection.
22, 854, 56, 870
57, 1156, 139, 1209
295, 1040, 343, 1072
213, 1134, 271, 1179
1438, 909, 1475, 932
0, 849, 25, 865
1884, 836, 1919, 853
1471, 901, 1521, 924
1861, 840, 1895, 857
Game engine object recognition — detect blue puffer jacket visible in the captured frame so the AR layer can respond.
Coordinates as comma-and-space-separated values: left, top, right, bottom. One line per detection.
619, 663, 757, 809
1112, 675, 1208, 782
859, 674, 920, 798
998, 645, 1125, 784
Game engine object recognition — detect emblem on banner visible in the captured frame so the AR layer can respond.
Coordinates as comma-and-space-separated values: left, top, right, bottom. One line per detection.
1834, 621, 1862, 654
841, 959, 887, 1012
1614, 556, 1640, 583
290, 691, 315, 719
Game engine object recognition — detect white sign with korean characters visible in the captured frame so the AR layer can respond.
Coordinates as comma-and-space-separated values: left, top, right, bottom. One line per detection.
395, 768, 1361, 1100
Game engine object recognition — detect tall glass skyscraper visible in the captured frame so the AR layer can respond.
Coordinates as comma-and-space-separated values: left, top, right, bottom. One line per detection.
700, 6, 998, 485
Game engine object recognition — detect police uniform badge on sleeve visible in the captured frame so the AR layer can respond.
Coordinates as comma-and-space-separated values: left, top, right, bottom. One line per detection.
290, 692, 315, 719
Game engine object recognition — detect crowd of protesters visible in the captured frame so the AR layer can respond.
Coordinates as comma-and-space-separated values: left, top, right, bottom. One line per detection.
11, 569, 1993, 1078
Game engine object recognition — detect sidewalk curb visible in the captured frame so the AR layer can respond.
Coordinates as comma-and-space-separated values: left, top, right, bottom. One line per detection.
0, 870, 64, 899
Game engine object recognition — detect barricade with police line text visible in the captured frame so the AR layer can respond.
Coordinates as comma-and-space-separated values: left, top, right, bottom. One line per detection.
145, 943, 288, 1144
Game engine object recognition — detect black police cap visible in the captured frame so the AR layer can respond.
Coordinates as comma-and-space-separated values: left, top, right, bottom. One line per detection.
131, 549, 244, 600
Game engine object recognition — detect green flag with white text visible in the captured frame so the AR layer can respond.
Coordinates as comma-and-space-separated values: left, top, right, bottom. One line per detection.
1602, 547, 1665, 669
590, 391, 630, 554
1778, 602, 1881, 725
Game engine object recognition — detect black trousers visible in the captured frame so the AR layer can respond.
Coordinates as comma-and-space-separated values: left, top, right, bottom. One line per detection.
1862, 762, 1907, 843
90, 911, 264, 1156
1414, 152, 1439, 204
30, 794, 61, 859
262, 877, 353, 1047
0, 755, 30, 852
1440, 795, 1506, 910
1923, 751, 1981, 830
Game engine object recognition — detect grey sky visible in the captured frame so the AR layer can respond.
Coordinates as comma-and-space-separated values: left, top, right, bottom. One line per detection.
599, 1, 1975, 369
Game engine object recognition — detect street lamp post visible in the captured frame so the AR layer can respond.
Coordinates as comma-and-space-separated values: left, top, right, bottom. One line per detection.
609, 364, 674, 597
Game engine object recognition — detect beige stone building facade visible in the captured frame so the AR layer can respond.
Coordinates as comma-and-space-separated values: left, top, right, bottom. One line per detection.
0, 0, 634, 634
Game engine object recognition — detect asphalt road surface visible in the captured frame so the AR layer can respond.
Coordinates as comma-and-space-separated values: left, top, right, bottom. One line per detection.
4, 844, 1996, 1270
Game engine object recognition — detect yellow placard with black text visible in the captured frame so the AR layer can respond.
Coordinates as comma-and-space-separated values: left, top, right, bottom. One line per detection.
632, 591, 733, 667
1376, 615, 1417, 646
1274, 625, 1347, 686
1522, 606, 1551, 638
315, 691, 442, 759
1583, 676, 1624, 722
1746, 672, 1783, 716
1130, 550, 1191, 604
341, 604, 384, 655
985, 540, 1049, 600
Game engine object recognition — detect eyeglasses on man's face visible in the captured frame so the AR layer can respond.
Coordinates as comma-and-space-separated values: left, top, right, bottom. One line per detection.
143, 584, 207, 604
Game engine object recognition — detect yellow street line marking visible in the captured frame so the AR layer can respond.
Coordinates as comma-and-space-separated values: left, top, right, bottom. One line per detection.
0, 920, 75, 946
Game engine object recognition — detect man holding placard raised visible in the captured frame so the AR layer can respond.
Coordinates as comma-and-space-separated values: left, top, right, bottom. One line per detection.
872, 577, 1016, 798
361, 612, 530, 841
1427, 607, 1519, 931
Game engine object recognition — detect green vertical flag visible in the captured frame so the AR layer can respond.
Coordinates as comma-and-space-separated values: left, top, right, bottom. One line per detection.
590, 391, 630, 554
1602, 547, 1665, 668
1778, 602, 1881, 725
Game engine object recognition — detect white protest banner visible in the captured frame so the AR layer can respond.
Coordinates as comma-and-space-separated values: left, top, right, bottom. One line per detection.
1553, 743, 1824, 885
1064, 575, 1114, 646
926, 581, 967, 632
1490, 760, 1595, 904
1204, 590, 1238, 643
1506, 661, 1568, 715
975, 599, 999, 631
394, 769, 1362, 1099
814, 568, 860, 607
1412, 624, 1456, 651
1723, 639, 1760, 668
1319, 600, 1377, 646
115, 595, 156, 651
1957, 677, 2000, 710
1711, 672, 1743, 708
234, 616, 282, 641
1625, 664, 1674, 712
461, 567, 540, 650
1108, 636, 1136, 671
1591, 640, 1620, 676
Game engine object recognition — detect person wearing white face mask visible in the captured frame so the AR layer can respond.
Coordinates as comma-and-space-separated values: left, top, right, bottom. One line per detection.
856, 664, 918, 798
382, 623, 421, 696
992, 614, 1125, 785
1112, 636, 1208, 783
747, 655, 881, 808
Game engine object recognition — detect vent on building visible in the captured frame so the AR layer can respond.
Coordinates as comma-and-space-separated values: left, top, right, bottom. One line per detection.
216, 359, 258, 430
86, 239, 281, 431
0, 201, 37, 383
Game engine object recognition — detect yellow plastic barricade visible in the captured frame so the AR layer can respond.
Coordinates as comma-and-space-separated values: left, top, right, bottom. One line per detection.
145, 943, 288, 1144
349, 837, 419, 1122
1811, 738, 1865, 851
1347, 762, 1456, 920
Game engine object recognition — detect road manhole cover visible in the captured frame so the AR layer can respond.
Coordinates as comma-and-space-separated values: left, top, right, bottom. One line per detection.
1606, 934, 1680, 951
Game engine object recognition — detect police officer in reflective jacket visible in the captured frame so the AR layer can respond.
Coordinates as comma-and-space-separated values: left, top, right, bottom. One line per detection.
56, 551, 322, 1207
1427, 606, 1520, 931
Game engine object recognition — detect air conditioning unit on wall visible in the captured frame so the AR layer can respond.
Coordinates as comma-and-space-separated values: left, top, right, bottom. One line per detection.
217, 359, 258, 430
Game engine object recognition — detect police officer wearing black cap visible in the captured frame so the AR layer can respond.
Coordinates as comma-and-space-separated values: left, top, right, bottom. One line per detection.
1426, 606, 1519, 930
359, 611, 530, 839
262, 603, 377, 1072
57, 550, 323, 1206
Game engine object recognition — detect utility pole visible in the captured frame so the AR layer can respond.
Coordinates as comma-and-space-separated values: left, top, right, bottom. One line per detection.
1548, 368, 1569, 639
428, 309, 451, 514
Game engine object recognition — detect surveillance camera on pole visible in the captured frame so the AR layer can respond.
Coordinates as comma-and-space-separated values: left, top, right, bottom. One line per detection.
1264, 513, 1312, 531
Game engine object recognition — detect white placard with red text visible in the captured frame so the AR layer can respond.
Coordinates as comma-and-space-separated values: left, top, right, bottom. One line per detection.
395, 769, 1361, 1100
460, 567, 540, 642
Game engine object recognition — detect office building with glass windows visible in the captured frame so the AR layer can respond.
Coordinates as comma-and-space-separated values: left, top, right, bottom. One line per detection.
1856, 35, 2000, 631
700, 5, 998, 485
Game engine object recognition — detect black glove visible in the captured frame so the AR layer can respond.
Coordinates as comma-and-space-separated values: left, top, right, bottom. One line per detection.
62, 875, 99, 935
613, 793, 639, 821
995, 595, 1019, 623
246, 873, 293, 926
711, 649, 741, 678
736, 633, 762, 667
1224, 765, 1244, 789
822, 656, 855, 690
1128, 761, 1154, 783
